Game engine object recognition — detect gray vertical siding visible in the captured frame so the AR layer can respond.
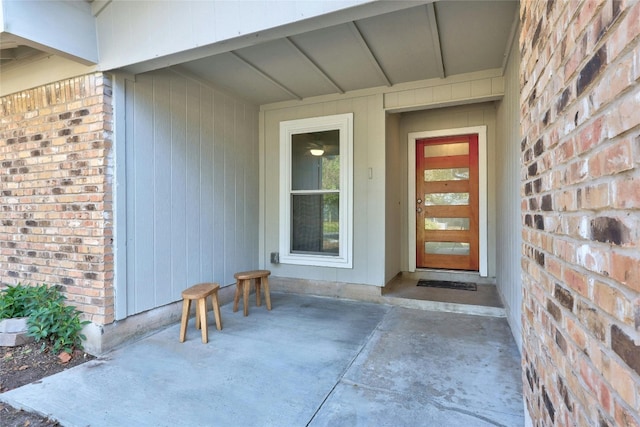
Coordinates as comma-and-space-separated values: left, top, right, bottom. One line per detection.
123, 69, 258, 316
385, 113, 402, 284
496, 36, 522, 351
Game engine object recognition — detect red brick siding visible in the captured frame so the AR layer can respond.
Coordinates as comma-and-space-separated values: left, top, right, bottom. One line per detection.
521, 0, 640, 425
0, 73, 114, 325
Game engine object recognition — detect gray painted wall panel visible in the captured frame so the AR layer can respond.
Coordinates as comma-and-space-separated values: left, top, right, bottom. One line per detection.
186, 81, 202, 286
131, 76, 155, 313
122, 70, 258, 316
153, 73, 173, 305
496, 38, 522, 351
365, 95, 387, 285
200, 91, 215, 279
212, 95, 226, 282
223, 99, 237, 280
263, 94, 386, 286
385, 113, 402, 284
170, 75, 188, 307
124, 78, 136, 313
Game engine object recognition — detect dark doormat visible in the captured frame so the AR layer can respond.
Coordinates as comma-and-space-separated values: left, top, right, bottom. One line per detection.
417, 280, 477, 291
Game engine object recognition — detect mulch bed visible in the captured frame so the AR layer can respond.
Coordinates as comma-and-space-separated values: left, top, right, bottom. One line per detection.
1, 341, 94, 426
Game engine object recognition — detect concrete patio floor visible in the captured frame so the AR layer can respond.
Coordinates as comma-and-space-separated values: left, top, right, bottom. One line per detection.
1, 293, 523, 426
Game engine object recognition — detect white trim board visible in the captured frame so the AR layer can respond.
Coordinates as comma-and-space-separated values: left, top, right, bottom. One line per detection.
408, 125, 488, 277
112, 73, 129, 321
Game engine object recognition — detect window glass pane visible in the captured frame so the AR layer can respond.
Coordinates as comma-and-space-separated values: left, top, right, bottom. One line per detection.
424, 168, 469, 181
424, 242, 470, 255
291, 130, 340, 191
423, 142, 468, 157
291, 194, 339, 254
423, 193, 469, 206
424, 218, 470, 230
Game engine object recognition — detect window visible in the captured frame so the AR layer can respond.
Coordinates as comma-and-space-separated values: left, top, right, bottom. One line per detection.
279, 113, 353, 268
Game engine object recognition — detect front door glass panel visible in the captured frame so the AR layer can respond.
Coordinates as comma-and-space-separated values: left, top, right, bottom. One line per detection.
424, 242, 470, 255
423, 142, 469, 157
423, 193, 469, 206
424, 218, 470, 230
424, 168, 469, 181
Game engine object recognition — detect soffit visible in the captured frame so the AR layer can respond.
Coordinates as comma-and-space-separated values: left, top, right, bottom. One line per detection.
175, 0, 519, 105
437, 1, 519, 75
0, 38, 43, 67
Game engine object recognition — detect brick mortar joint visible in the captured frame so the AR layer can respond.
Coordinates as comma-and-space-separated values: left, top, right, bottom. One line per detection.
521, 330, 616, 423
533, 28, 637, 126
521, 209, 640, 226
521, 232, 640, 262
527, 266, 636, 345
520, 145, 638, 192
520, 1, 634, 115
523, 269, 640, 386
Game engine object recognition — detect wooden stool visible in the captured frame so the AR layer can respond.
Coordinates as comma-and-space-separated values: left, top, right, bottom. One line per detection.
179, 283, 222, 343
233, 270, 271, 316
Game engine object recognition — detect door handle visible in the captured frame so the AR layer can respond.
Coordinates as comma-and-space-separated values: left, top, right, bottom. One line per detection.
416, 207, 422, 213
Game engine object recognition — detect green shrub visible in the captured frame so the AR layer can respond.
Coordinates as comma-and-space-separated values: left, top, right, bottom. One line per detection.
1, 283, 35, 318
0, 283, 90, 353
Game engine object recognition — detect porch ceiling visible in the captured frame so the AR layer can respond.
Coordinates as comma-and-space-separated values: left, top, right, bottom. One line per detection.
175, 0, 519, 105
1, 1, 519, 104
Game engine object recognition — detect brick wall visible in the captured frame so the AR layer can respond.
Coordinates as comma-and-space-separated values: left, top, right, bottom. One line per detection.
0, 73, 114, 325
520, 0, 640, 426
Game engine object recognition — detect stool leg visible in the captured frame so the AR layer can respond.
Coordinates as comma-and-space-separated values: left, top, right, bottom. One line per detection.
198, 297, 208, 344
233, 281, 241, 312
255, 278, 262, 307
195, 300, 201, 329
179, 299, 191, 343
243, 279, 250, 316
212, 291, 222, 330
263, 276, 272, 311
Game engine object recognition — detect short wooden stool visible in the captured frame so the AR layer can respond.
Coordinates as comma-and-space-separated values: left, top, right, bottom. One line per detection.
179, 283, 222, 343
233, 270, 271, 316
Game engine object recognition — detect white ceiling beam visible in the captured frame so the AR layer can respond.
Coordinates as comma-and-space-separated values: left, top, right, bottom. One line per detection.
229, 51, 302, 101
284, 37, 345, 94
426, 3, 445, 79
348, 22, 392, 87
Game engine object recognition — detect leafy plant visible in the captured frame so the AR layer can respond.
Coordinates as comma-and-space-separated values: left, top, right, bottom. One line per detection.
0, 283, 89, 353
0, 284, 34, 319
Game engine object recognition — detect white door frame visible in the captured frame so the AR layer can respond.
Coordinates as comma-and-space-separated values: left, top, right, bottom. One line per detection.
408, 125, 488, 277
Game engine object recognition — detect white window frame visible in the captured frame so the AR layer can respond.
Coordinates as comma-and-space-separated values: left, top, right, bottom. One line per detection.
279, 113, 353, 268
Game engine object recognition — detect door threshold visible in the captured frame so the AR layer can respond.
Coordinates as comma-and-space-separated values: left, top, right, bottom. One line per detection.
405, 270, 496, 286
384, 273, 503, 314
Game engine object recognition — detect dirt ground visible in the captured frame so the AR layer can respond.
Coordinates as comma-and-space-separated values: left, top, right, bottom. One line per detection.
0, 341, 94, 426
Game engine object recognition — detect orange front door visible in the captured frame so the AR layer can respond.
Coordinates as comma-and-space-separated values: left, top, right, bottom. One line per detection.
416, 134, 479, 271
